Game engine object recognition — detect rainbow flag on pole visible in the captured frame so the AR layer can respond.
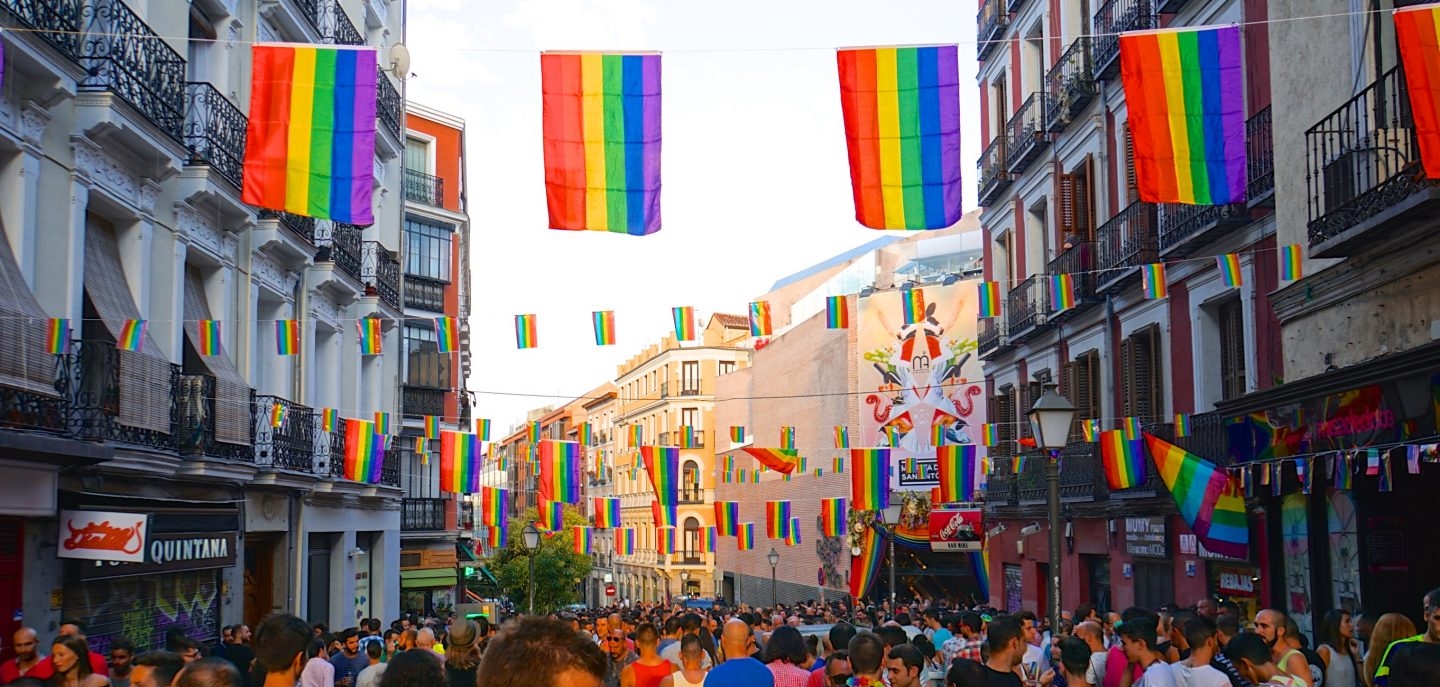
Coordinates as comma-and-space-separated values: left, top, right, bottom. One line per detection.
440, 431, 481, 493
514, 314, 537, 349
749, 301, 772, 337
850, 448, 890, 511
342, 419, 383, 483
1100, 430, 1146, 490
592, 310, 616, 346
46, 318, 70, 355
671, 306, 695, 341
826, 295, 850, 328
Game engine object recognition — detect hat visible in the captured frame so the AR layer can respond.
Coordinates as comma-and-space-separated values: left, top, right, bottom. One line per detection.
448, 619, 478, 648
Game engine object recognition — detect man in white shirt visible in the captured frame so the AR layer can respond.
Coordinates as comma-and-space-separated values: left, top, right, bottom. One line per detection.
1170, 618, 1230, 687
660, 613, 713, 670
1076, 621, 1108, 686
1019, 611, 1052, 675
1119, 613, 1177, 687
354, 642, 386, 687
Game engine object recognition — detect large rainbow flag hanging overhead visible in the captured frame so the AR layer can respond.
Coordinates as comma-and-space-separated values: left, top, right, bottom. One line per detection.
1144, 434, 1250, 559
440, 431, 481, 493
540, 52, 662, 235
936, 445, 978, 502
837, 45, 963, 230
640, 445, 679, 504
1118, 26, 1245, 205
714, 500, 739, 537
849, 525, 883, 600
538, 440, 582, 503
481, 486, 508, 527
741, 447, 799, 474
820, 497, 847, 537
851, 447, 890, 511
342, 419, 383, 483
242, 44, 377, 224
765, 500, 793, 540
1396, 4, 1440, 179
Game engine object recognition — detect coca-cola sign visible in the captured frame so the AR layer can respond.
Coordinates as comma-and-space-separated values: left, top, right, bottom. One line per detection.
57, 510, 148, 563
929, 508, 983, 552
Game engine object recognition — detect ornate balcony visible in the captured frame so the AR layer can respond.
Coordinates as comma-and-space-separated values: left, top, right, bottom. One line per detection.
977, 136, 1012, 207
404, 168, 445, 207
1093, 0, 1156, 80
1247, 106, 1275, 207
977, 0, 1009, 61
1046, 242, 1097, 321
175, 374, 254, 462
1157, 202, 1248, 257
183, 82, 247, 189
1046, 39, 1095, 133
254, 395, 315, 472
78, 0, 188, 141
1095, 200, 1158, 292
318, 0, 365, 45
321, 222, 365, 284
0, 0, 84, 59
679, 484, 705, 504
404, 275, 446, 312
261, 211, 317, 246
1156, 0, 1191, 12
977, 317, 1005, 359
0, 379, 68, 435
402, 497, 448, 531
317, 422, 346, 477
1006, 92, 1049, 175
377, 71, 404, 141
1004, 275, 1051, 344
983, 458, 1017, 506
361, 241, 401, 310
402, 385, 446, 418
381, 449, 400, 487
60, 341, 176, 451
1173, 412, 1227, 466
1015, 444, 1106, 503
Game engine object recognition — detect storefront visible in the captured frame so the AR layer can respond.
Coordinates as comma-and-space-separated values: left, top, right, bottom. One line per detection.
399, 545, 457, 616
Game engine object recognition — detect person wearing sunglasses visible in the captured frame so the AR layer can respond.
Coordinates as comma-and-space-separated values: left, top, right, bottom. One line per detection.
809, 650, 851, 687
602, 630, 637, 687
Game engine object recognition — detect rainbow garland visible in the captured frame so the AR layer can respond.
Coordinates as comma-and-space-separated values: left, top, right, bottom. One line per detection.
435, 317, 460, 353
573, 527, 593, 555
1217, 254, 1243, 287
765, 500, 793, 540
977, 282, 1001, 318
640, 445, 679, 504
656, 526, 676, 554
785, 517, 802, 546
424, 415, 441, 439
537, 500, 565, 531
699, 526, 717, 553
749, 300, 772, 337
618, 528, 635, 555
714, 501, 739, 536
1050, 274, 1076, 310
820, 497, 847, 537
342, 419, 383, 483
46, 318, 70, 355
482, 486, 508, 527
197, 320, 222, 356
835, 426, 851, 449
850, 447, 890, 511
591, 310, 616, 346
357, 318, 382, 355
901, 288, 926, 325
1142, 263, 1168, 299
275, 319, 301, 355
729, 426, 745, 443
476, 418, 491, 441
117, 320, 146, 352
736, 522, 756, 551
593, 497, 620, 528
779, 426, 796, 450
539, 440, 582, 503
672, 306, 695, 341
440, 431, 481, 494
936, 445, 978, 502
1100, 430, 1146, 490
826, 295, 850, 329
849, 525, 884, 600
373, 411, 392, 436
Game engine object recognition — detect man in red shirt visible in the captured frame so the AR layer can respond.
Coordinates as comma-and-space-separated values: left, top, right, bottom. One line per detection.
0, 627, 45, 683
26, 619, 111, 678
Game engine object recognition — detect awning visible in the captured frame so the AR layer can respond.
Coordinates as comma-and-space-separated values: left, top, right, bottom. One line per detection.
400, 568, 456, 589
476, 565, 498, 585
456, 540, 478, 562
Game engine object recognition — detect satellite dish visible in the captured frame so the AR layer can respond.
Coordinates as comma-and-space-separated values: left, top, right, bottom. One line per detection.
388, 43, 411, 78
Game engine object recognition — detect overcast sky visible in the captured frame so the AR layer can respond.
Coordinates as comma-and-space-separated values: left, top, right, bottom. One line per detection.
404, 0, 979, 430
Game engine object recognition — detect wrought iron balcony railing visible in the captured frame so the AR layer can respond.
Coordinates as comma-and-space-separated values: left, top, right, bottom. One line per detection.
403, 168, 445, 207
361, 241, 401, 309
404, 275, 446, 312
1173, 412, 1227, 466
377, 71, 404, 140
318, 421, 346, 477
679, 485, 705, 504
1247, 106, 1274, 206
175, 374, 254, 462
320, 222, 365, 283
402, 385, 446, 418
1015, 444, 1107, 503
381, 448, 400, 487
1157, 202, 1247, 256
0, 0, 84, 58
1006, 92, 1049, 174
1093, 0, 1156, 80
984, 457, 1017, 505
0, 377, 68, 435
318, 0, 365, 45
1095, 200, 1158, 291
1005, 275, 1050, 343
183, 82, 247, 189
978, 136, 1012, 206
254, 395, 315, 472
1046, 38, 1095, 132
78, 0, 188, 141
261, 210, 317, 246
977, 0, 1009, 61
60, 341, 177, 451
1047, 242, 1096, 317
977, 317, 1004, 359
402, 497, 448, 531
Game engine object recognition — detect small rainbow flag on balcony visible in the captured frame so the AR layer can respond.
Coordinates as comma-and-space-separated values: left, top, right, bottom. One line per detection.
1142, 263, 1168, 299
820, 497, 847, 537
737, 522, 755, 550
1118, 26, 1245, 205
980, 424, 997, 447
672, 306, 695, 341
593, 497, 620, 528
1123, 416, 1142, 441
476, 418, 491, 441
46, 318, 70, 355
117, 320, 146, 352
749, 300, 772, 337
440, 431, 481, 493
834, 426, 850, 449
901, 288, 926, 325
1217, 253, 1243, 287
678, 426, 697, 448
270, 402, 286, 429
514, 314, 537, 349
343, 419, 383, 483
699, 526, 716, 553
936, 444, 978, 502
1050, 274, 1076, 310
850, 447, 890, 511
482, 486, 508, 526
1082, 418, 1100, 443
780, 426, 796, 450
197, 320, 222, 356
572, 526, 592, 554
1013, 454, 1027, 475
321, 408, 338, 433
714, 500, 739, 536
357, 318, 382, 355
1101, 430, 1145, 490
435, 316, 459, 353
275, 319, 300, 355
729, 426, 745, 443
766, 500, 792, 539
1280, 243, 1302, 281
836, 45, 963, 229
978, 282, 1001, 318
538, 500, 564, 531
423, 415, 440, 439
1174, 413, 1191, 438
827, 295, 850, 329
591, 310, 616, 346
373, 412, 392, 436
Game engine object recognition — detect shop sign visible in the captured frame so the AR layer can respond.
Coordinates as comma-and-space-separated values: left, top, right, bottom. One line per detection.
1198, 539, 1249, 561
929, 508, 984, 552
58, 510, 148, 563
79, 531, 238, 580
1124, 517, 1168, 557
1216, 567, 1257, 595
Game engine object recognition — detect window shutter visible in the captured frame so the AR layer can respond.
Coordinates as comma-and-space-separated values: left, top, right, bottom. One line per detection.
1219, 300, 1246, 401
183, 269, 251, 445
1125, 125, 1139, 204
0, 216, 59, 394
1120, 337, 1135, 418
1059, 174, 1077, 237
1078, 156, 1097, 241
84, 220, 172, 433
1084, 352, 1102, 422
1146, 326, 1164, 421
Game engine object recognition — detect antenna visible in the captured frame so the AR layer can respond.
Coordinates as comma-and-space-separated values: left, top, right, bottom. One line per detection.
387, 43, 411, 79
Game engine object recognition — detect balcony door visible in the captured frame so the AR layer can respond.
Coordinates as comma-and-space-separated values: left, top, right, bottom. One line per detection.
681, 361, 701, 395
682, 459, 700, 502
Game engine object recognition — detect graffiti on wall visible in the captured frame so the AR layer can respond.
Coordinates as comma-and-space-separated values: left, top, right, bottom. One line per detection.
68, 571, 219, 655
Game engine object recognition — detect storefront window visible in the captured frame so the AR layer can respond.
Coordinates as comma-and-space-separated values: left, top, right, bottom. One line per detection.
1327, 489, 1362, 612
1282, 493, 1314, 639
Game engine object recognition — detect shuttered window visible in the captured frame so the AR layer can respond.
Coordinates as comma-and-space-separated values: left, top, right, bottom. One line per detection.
84, 218, 172, 433
1063, 351, 1102, 440
1218, 299, 1246, 401
182, 269, 250, 444
993, 385, 1017, 458
1124, 125, 1139, 204
1059, 156, 1098, 243
1122, 326, 1164, 424
0, 217, 60, 394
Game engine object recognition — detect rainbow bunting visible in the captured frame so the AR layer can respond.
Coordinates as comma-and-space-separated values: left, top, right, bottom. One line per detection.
1082, 419, 1100, 443
321, 408, 338, 433
1270, 461, 1284, 496
1123, 417, 1142, 441
836, 45, 962, 229
537, 500, 564, 531
1118, 26, 1246, 205
709, 501, 737, 539
901, 288, 926, 325
884, 426, 901, 445
936, 445, 978, 502
1101, 430, 1146, 490
850, 447, 890, 511
578, 422, 592, 446
826, 295, 850, 328
485, 525, 506, 549
592, 310, 616, 346
1378, 453, 1393, 492
45, 318, 70, 355
572, 526, 592, 555
978, 281, 1001, 318
728, 426, 745, 443
1298, 458, 1313, 495
834, 426, 850, 449
539, 51, 662, 235
1050, 274, 1076, 311
275, 319, 300, 355
1144, 434, 1249, 558
514, 314, 537, 349
414, 437, 428, 464
749, 301, 773, 337
1174, 413, 1191, 438
593, 497, 620, 528
780, 426, 796, 450
765, 500, 793, 539
269, 402, 286, 429
117, 320, 146, 352
656, 526, 676, 554
373, 412, 392, 436
629, 425, 644, 448
736, 522, 756, 551
741, 447, 799, 474
342, 419, 383, 483
820, 498, 847, 537
671, 306, 695, 341
849, 525, 883, 600
1142, 263, 1168, 299
1280, 244, 1302, 281
699, 526, 716, 553
618, 528, 635, 555
527, 421, 541, 444
482, 487, 508, 526
476, 418, 491, 441
833, 456, 845, 474
785, 517, 802, 546
1217, 254, 1243, 287
1393, 4, 1440, 179
980, 424, 997, 447
440, 431, 481, 493
1013, 454, 1027, 475
423, 415, 440, 439
435, 317, 460, 353
539, 440, 582, 503
640, 445, 679, 504
197, 320, 222, 356
242, 44, 377, 224
357, 318, 382, 355
931, 422, 946, 447
650, 500, 678, 528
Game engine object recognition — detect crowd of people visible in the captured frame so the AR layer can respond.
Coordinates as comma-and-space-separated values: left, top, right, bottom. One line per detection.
3, 588, 1439, 687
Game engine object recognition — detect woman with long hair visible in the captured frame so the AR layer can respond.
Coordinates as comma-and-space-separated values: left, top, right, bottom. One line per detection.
1363, 613, 1418, 687
47, 636, 108, 687
376, 650, 445, 687
1316, 609, 1361, 687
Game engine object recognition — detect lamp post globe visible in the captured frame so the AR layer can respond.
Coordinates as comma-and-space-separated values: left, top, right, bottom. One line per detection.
522, 522, 541, 615
1026, 381, 1075, 635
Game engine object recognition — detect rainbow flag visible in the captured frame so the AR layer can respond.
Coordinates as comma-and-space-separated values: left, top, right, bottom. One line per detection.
1118, 26, 1245, 205
268, 402, 287, 429
342, 419, 383, 483
527, 421, 541, 444
901, 288, 926, 325
656, 526, 676, 554
827, 295, 850, 328
485, 525, 506, 549
1142, 263, 1168, 299
241, 44, 377, 224
1280, 244, 1302, 281
197, 320, 222, 356
371, 412, 390, 436
681, 426, 700, 448
1101, 430, 1146, 490
640, 445, 679, 504
629, 424, 644, 448
978, 281, 1001, 318
833, 426, 850, 449
980, 423, 997, 447
969, 548, 991, 602
415, 434, 428, 458
440, 431, 481, 493
275, 320, 301, 355
46, 318, 70, 355
729, 426, 745, 443
836, 45, 962, 229
833, 456, 845, 474
539, 440, 582, 503
1393, 5, 1440, 178
1050, 274, 1076, 310
572, 527, 592, 554
749, 300, 772, 337
931, 422, 947, 447
884, 425, 901, 445
1082, 418, 1100, 443
481, 486, 508, 526
1378, 452, 1393, 492
321, 408, 338, 433
936, 444, 978, 502
539, 52, 661, 235
1174, 413, 1191, 438
849, 525, 883, 600
650, 500, 678, 528
592, 310, 616, 346
850, 447, 890, 511
514, 314, 537, 349
1013, 454, 1027, 475
435, 317, 459, 353
1217, 254, 1243, 287
780, 426, 796, 450
699, 526, 716, 553
578, 422, 592, 446
741, 447, 799, 474
820, 497, 847, 537
737, 522, 756, 551
765, 500, 792, 539
1145, 434, 1249, 558
1123, 416, 1142, 441
714, 501, 739, 536
424, 415, 440, 439
537, 500, 564, 531
785, 517, 802, 546
476, 418, 491, 441
672, 306, 695, 341
593, 497, 620, 528
117, 320, 146, 352
357, 318, 382, 355
1297, 458, 1313, 495
618, 528, 635, 555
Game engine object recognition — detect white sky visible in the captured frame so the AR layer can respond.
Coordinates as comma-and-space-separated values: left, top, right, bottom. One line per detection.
404, 0, 980, 430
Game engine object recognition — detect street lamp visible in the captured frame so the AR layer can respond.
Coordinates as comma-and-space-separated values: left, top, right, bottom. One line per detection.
1027, 380, 1076, 635
680, 571, 690, 598
881, 502, 903, 606
522, 522, 541, 615
767, 547, 780, 608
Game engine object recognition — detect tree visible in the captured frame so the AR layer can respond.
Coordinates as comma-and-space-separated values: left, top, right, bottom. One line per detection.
489, 505, 593, 614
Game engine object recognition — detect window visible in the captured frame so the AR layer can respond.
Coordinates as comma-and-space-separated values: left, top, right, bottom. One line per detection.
1218, 299, 1247, 401
989, 387, 1017, 458
1123, 124, 1139, 205
683, 517, 701, 561
680, 407, 700, 432
1003, 563, 1023, 613
1062, 351, 1102, 441
718, 360, 736, 376
404, 322, 451, 388
403, 217, 453, 282
1059, 156, 1096, 244
1121, 325, 1164, 426
681, 361, 700, 394
404, 137, 429, 173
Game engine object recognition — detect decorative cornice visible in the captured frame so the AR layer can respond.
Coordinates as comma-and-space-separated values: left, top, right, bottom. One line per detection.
73, 136, 139, 203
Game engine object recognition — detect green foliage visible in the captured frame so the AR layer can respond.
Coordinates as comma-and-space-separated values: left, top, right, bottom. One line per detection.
489, 505, 593, 613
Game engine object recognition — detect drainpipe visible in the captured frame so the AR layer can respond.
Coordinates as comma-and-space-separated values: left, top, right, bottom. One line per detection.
291, 493, 305, 615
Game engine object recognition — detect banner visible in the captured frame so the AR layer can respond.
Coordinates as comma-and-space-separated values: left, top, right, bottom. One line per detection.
929, 508, 984, 552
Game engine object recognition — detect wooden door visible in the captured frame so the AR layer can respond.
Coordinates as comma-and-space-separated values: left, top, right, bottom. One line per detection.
244, 537, 275, 629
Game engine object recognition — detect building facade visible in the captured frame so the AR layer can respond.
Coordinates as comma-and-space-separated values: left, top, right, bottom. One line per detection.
576, 388, 619, 607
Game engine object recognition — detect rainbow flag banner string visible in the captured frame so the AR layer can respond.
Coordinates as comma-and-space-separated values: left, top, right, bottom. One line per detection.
242, 44, 378, 224
714, 500, 739, 537
197, 320, 222, 356
737, 522, 755, 551
836, 45, 962, 230
901, 288, 926, 325
1145, 434, 1249, 558
1217, 253, 1243, 288
729, 426, 745, 443
936, 444, 978, 502
476, 418, 491, 441
851, 447, 890, 511
440, 430, 481, 494
1280, 244, 1303, 281
672, 306, 695, 341
1082, 419, 1100, 443
593, 497, 620, 528
342, 419, 383, 483
46, 318, 70, 355
117, 320, 146, 352
1050, 274, 1076, 311
826, 295, 850, 329
785, 517, 802, 546
373, 412, 391, 436
481, 486, 508, 527
573, 527, 593, 555
1124, 416, 1142, 441
435, 317, 459, 353
980, 424, 997, 447
749, 300, 772, 337
321, 408, 338, 433
834, 426, 850, 449
1142, 263, 1168, 299
515, 314, 538, 349
539, 440, 582, 503
1118, 26, 1245, 205
1101, 430, 1146, 490
820, 497, 847, 537
592, 310, 616, 346
978, 281, 1001, 318
275, 319, 301, 355
765, 500, 793, 540
424, 415, 441, 439
357, 318, 382, 355
1174, 413, 1191, 438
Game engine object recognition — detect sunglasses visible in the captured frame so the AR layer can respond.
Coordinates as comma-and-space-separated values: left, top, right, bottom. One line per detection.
829, 675, 853, 686
607, 638, 625, 642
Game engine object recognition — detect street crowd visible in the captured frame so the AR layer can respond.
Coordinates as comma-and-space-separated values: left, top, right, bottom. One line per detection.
3, 588, 1440, 687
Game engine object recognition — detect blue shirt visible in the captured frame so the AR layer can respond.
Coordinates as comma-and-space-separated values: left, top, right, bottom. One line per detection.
703, 657, 774, 687
931, 628, 954, 647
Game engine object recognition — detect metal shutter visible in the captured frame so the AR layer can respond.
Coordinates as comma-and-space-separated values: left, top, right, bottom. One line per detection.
0, 216, 60, 394
182, 269, 250, 444
84, 219, 172, 433
63, 568, 220, 655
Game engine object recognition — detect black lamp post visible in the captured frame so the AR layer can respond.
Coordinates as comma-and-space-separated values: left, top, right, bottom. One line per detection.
522, 522, 541, 615
767, 547, 780, 608
1027, 380, 1076, 634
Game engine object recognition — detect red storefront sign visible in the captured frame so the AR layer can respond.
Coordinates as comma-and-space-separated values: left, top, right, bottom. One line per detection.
929, 508, 984, 552
57, 510, 148, 563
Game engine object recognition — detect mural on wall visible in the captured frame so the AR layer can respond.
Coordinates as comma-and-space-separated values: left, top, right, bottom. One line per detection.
1281, 493, 1314, 639
1327, 489, 1362, 612
857, 281, 985, 491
